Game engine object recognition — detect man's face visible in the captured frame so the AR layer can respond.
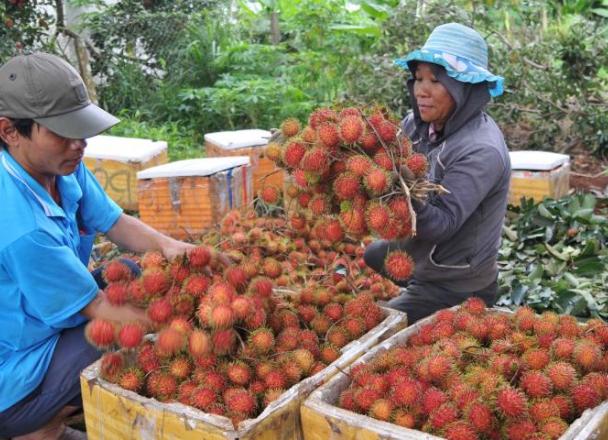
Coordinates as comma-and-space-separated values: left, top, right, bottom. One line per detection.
12, 123, 86, 180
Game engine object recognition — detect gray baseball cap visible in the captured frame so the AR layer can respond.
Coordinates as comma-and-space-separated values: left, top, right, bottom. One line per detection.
0, 52, 119, 139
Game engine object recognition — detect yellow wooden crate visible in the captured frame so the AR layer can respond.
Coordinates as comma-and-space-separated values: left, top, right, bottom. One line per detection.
301, 307, 608, 440
84, 135, 168, 211
204, 130, 285, 197
80, 307, 407, 440
137, 157, 252, 239
509, 151, 570, 205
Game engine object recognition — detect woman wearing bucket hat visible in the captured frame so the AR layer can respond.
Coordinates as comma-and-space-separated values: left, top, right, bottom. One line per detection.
0, 53, 232, 440
364, 23, 511, 324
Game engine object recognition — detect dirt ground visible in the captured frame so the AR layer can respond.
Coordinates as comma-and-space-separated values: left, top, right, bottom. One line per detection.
569, 151, 608, 194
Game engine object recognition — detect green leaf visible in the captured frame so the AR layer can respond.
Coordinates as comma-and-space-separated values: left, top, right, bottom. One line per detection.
512, 283, 528, 305
573, 288, 601, 312
573, 258, 605, 276
545, 243, 569, 261
538, 203, 555, 219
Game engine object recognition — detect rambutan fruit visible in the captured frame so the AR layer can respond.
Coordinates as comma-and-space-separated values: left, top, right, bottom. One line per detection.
260, 186, 281, 205
496, 387, 528, 418
190, 386, 218, 411
376, 121, 398, 143
262, 257, 282, 279
353, 387, 382, 412
243, 307, 267, 331
102, 260, 133, 283
248, 328, 275, 354
104, 282, 129, 306
364, 202, 392, 232
167, 260, 190, 284
522, 348, 551, 370
573, 340, 602, 371
188, 329, 212, 358
324, 219, 345, 243
345, 155, 371, 178
550, 394, 574, 420
503, 418, 537, 440
226, 361, 252, 386
361, 132, 380, 153
264, 142, 283, 163
141, 250, 165, 269
540, 417, 568, 440
225, 389, 257, 415
520, 371, 553, 398
224, 266, 249, 292
319, 343, 341, 364
117, 323, 144, 350
248, 277, 273, 298
136, 342, 160, 374
368, 398, 393, 421
405, 153, 429, 177
156, 328, 186, 357
363, 166, 393, 196
141, 268, 169, 297
392, 409, 417, 429
309, 108, 338, 130
546, 361, 577, 391
168, 356, 193, 380
208, 281, 237, 305
282, 141, 306, 168
392, 378, 422, 407
571, 383, 601, 412
383, 250, 415, 282
332, 172, 361, 200
443, 421, 479, 440
152, 372, 178, 398
326, 328, 350, 348
188, 246, 212, 270
301, 126, 317, 144
427, 354, 453, 383
99, 351, 125, 383
300, 147, 330, 173
118, 367, 144, 393
461, 297, 487, 316
264, 369, 288, 389
85, 319, 116, 349
147, 297, 173, 324
212, 328, 238, 356
317, 122, 340, 149
182, 274, 211, 298
428, 402, 459, 430
339, 206, 367, 237
339, 115, 365, 144
280, 118, 300, 137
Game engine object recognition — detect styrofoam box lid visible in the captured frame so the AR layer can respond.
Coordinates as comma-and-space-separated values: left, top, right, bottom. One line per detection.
85, 135, 168, 163
137, 156, 250, 179
510, 151, 570, 171
204, 129, 271, 150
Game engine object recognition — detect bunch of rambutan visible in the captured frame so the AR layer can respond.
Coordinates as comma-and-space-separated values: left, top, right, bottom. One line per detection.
87, 207, 399, 428
335, 297, 608, 440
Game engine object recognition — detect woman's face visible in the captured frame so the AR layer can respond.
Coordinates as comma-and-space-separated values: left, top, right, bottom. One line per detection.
413, 63, 456, 131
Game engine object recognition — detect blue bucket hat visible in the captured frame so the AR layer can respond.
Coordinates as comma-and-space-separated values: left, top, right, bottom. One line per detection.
394, 23, 504, 98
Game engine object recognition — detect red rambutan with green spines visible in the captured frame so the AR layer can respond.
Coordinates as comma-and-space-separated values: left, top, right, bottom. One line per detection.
103, 260, 133, 284
292, 348, 315, 374
264, 369, 288, 390
323, 303, 344, 322
581, 372, 608, 399
301, 126, 317, 144
260, 186, 281, 205
557, 315, 582, 339
363, 166, 393, 196
212, 328, 238, 356
520, 370, 553, 398
188, 329, 212, 358
292, 168, 310, 189
248, 276, 273, 298
383, 250, 415, 282
443, 421, 479, 440
502, 418, 537, 440
405, 153, 429, 177
263, 387, 286, 407
167, 259, 190, 284
136, 342, 160, 374
224, 266, 249, 292
243, 307, 267, 331
226, 361, 252, 386
539, 417, 568, 440
522, 348, 551, 370
141, 267, 170, 297
310, 314, 332, 337
317, 122, 340, 149
422, 387, 449, 415
573, 340, 603, 371
339, 205, 367, 237
300, 147, 330, 174
376, 120, 398, 143
496, 387, 528, 418
367, 398, 393, 421
126, 279, 146, 305
147, 297, 173, 324
264, 141, 283, 163
225, 388, 257, 416
324, 218, 345, 243
248, 327, 275, 354
170, 293, 195, 317
190, 386, 218, 411
343, 316, 366, 339
571, 383, 601, 412
280, 118, 300, 137
392, 408, 418, 429
168, 316, 193, 336
309, 107, 338, 130
156, 327, 186, 357
338, 388, 357, 412
208, 281, 237, 305
319, 343, 341, 364
104, 282, 129, 306
550, 394, 574, 420
332, 172, 361, 201
117, 323, 144, 350
141, 250, 166, 269
426, 353, 453, 383
178, 380, 198, 403
326, 327, 350, 348
428, 402, 459, 430
371, 151, 394, 172
467, 317, 490, 342
339, 114, 365, 144
168, 355, 193, 380
529, 398, 561, 423
345, 155, 372, 177
360, 131, 380, 153
118, 367, 144, 393
261, 257, 282, 279
352, 387, 382, 412
99, 351, 125, 383
391, 378, 422, 407
182, 273, 211, 298
187, 245, 212, 270
276, 328, 301, 352
515, 307, 538, 332
461, 297, 487, 316
295, 191, 312, 209
534, 318, 558, 336
151, 372, 178, 399
364, 201, 392, 232
230, 295, 253, 321
299, 329, 319, 347
546, 361, 577, 391
85, 319, 116, 349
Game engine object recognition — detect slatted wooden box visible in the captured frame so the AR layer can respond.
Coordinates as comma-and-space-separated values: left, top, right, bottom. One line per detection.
80, 307, 407, 440
204, 129, 285, 197
509, 151, 570, 205
83, 135, 168, 211
301, 308, 608, 440
137, 157, 252, 239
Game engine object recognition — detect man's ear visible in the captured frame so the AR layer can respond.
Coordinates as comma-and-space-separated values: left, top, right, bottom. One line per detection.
0, 117, 18, 146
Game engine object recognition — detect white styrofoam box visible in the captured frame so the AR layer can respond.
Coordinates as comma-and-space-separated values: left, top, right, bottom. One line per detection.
137, 157, 251, 180
203, 129, 271, 150
85, 135, 168, 163
509, 151, 570, 171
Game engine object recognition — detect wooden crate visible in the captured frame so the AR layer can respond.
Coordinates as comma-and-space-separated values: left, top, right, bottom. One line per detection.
137, 157, 252, 239
204, 130, 285, 197
84, 135, 168, 211
80, 307, 407, 440
509, 151, 570, 205
301, 307, 608, 440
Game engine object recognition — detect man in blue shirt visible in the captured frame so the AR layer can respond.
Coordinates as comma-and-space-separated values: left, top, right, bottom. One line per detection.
0, 53, 212, 439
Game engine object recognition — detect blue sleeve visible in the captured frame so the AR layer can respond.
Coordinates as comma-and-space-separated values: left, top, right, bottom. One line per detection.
3, 230, 99, 327
76, 164, 123, 234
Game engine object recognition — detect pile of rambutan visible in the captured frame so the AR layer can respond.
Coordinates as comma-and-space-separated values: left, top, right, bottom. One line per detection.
86, 208, 399, 428
335, 297, 608, 440
263, 107, 447, 284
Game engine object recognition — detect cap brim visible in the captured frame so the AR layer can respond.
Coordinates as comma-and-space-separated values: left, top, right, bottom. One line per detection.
35, 103, 120, 139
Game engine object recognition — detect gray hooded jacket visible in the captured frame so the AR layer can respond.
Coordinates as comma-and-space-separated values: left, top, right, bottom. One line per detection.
400, 64, 511, 293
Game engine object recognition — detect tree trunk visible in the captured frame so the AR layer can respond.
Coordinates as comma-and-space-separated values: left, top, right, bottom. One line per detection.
270, 12, 280, 45
416, 0, 426, 18
73, 37, 98, 104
